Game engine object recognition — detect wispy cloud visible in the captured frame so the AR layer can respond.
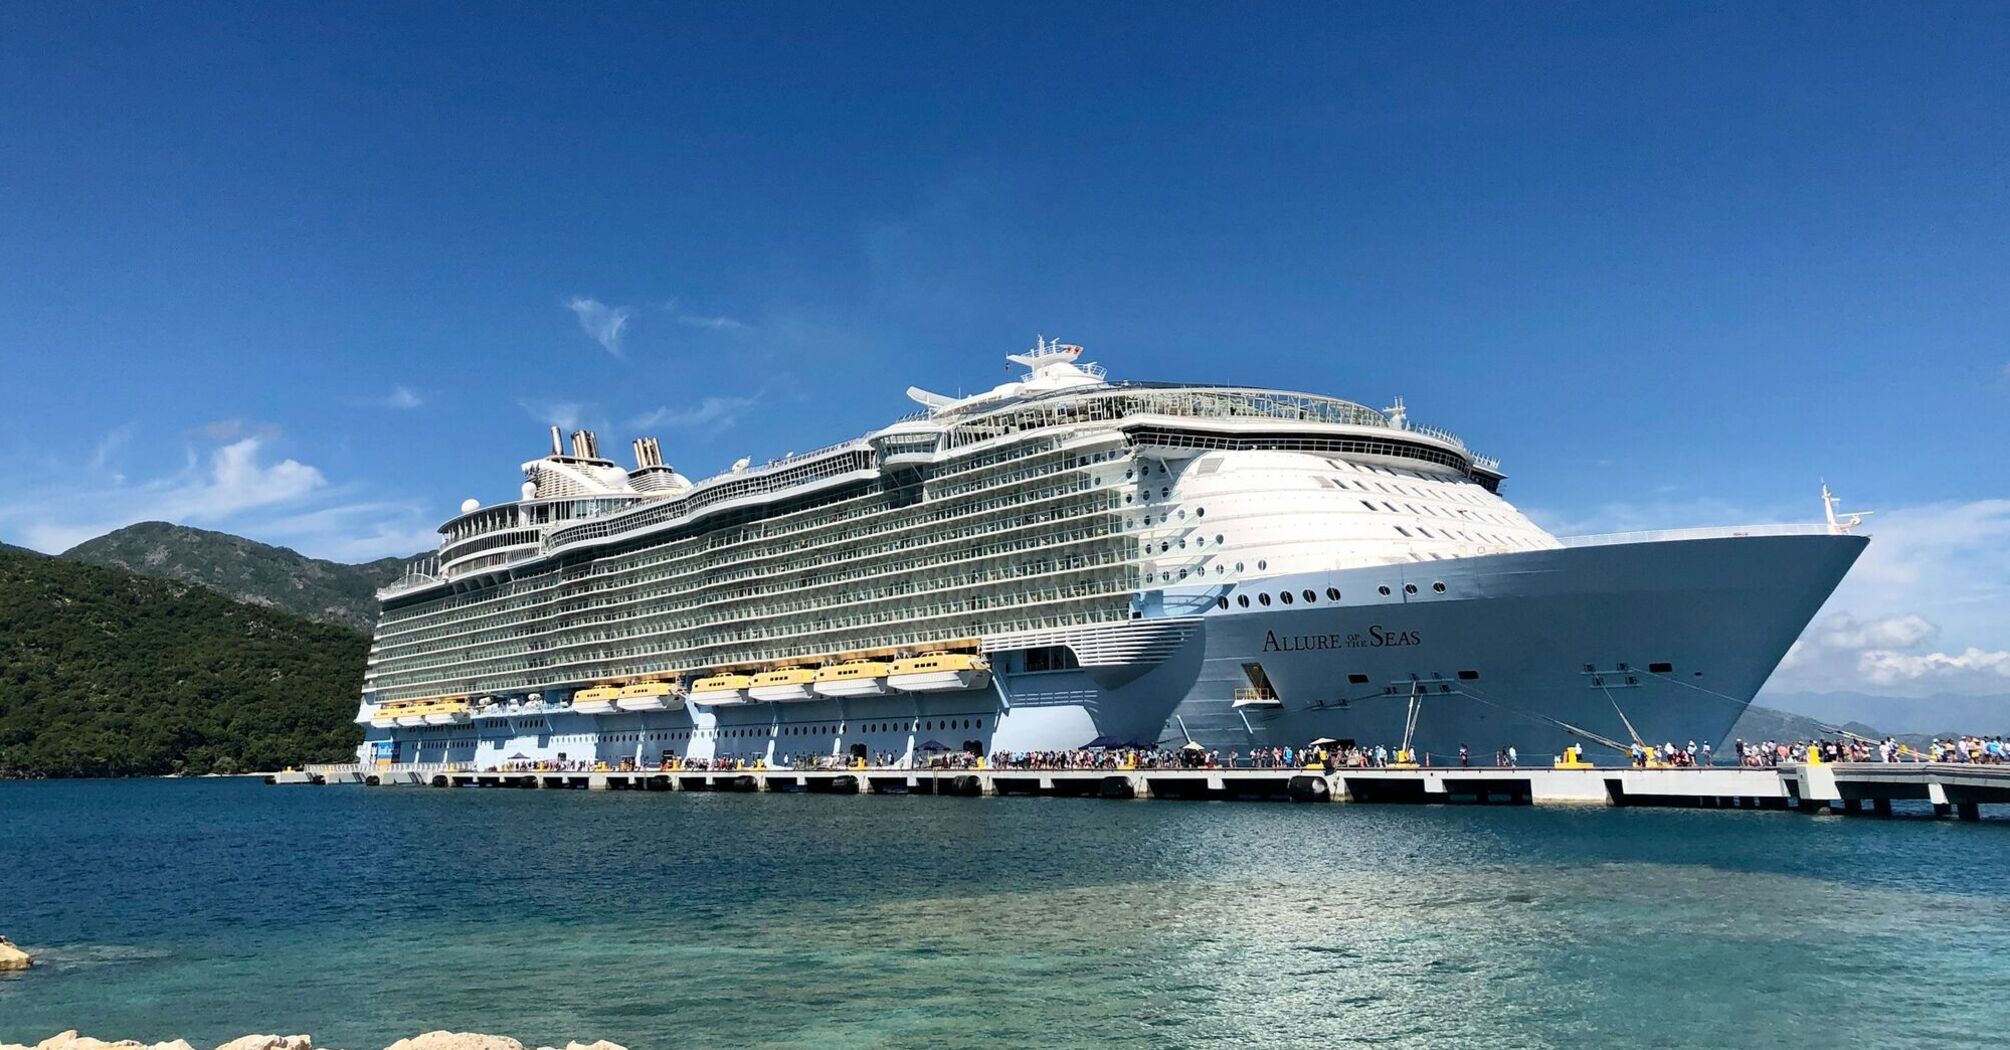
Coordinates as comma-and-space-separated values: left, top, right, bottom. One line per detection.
381, 385, 423, 409
665, 299, 747, 331
566, 296, 633, 357
629, 394, 758, 431
88, 422, 138, 473
518, 399, 603, 433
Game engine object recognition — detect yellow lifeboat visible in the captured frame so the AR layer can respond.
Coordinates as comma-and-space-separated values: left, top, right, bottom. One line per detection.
690, 674, 752, 707
812, 660, 892, 698
571, 686, 620, 715
370, 704, 399, 728
393, 702, 428, 728
423, 699, 470, 726
749, 668, 817, 703
615, 681, 681, 712
887, 653, 992, 693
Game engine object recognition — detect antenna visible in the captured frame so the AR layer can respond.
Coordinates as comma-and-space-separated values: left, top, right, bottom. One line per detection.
1821, 482, 1872, 534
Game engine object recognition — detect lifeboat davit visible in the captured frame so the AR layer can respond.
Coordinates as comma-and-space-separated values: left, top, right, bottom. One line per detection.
571, 687, 619, 715
615, 682, 681, 712
749, 668, 817, 703
887, 654, 992, 693
690, 674, 752, 707
812, 661, 892, 698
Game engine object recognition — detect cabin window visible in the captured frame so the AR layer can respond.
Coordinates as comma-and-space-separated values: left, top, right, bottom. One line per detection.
1326, 587, 1342, 600
1649, 662, 1674, 673
1258, 593, 1272, 606
1457, 670, 1480, 681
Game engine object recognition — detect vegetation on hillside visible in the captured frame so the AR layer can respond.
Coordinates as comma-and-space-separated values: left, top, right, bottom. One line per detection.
63, 521, 411, 631
0, 548, 367, 777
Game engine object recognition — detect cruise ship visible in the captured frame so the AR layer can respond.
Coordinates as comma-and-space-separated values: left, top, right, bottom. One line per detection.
355, 339, 1867, 769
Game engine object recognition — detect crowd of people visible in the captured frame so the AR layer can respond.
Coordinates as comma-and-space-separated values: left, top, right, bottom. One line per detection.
474, 733, 2004, 775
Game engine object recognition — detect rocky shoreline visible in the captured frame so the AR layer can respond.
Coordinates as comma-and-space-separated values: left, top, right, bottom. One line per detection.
1, 1034, 625, 1050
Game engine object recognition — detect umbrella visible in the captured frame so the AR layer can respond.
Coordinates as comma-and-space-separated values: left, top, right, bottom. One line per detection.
1083, 734, 1124, 749
508, 753, 532, 760
917, 740, 950, 752
1308, 737, 1341, 747
1181, 741, 1206, 752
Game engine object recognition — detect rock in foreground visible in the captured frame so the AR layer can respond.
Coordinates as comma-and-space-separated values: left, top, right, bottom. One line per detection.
0, 936, 31, 971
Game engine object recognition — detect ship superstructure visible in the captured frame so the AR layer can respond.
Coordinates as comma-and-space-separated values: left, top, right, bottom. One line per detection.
356, 339, 1865, 769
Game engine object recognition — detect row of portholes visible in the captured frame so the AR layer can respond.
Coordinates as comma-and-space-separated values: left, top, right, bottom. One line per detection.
1217, 581, 1448, 609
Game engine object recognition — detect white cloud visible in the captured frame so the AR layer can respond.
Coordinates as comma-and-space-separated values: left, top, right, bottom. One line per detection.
629, 395, 758, 431
382, 385, 423, 409
1764, 499, 2010, 696
1, 434, 327, 553
566, 296, 632, 357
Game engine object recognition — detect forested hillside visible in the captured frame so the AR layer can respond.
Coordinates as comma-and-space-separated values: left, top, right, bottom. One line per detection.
0, 548, 367, 777
64, 521, 410, 631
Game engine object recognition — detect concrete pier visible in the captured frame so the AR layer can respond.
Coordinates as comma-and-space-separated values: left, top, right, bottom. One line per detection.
289, 761, 2004, 819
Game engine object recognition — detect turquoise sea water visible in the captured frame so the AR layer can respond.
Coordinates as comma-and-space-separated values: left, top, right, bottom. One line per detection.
2, 779, 2008, 1049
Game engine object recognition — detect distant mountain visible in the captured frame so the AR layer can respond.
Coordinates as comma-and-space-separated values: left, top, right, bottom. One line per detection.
62, 522, 414, 632
1725, 703, 1887, 746
1758, 690, 2010, 736
0, 547, 367, 777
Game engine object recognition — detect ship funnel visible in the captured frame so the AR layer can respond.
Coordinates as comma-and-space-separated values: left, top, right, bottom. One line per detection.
568, 429, 601, 460
632, 436, 666, 470
549, 426, 563, 456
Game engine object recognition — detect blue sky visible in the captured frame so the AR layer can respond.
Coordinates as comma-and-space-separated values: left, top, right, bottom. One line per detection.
1, 3, 2005, 696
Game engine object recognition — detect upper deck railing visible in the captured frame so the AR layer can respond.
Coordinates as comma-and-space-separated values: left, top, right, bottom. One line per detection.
1558, 523, 1838, 547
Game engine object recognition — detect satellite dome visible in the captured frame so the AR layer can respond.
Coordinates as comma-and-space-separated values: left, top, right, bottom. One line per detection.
460, 498, 480, 514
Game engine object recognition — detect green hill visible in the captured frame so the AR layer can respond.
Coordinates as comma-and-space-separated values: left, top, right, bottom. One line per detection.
0, 547, 367, 777
63, 521, 411, 631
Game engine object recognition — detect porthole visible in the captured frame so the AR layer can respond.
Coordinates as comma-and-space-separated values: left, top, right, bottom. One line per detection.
1378, 585, 1391, 596
1258, 593, 1272, 606
1279, 591, 1293, 604
1237, 594, 1250, 607
1217, 597, 1229, 609
1215, 565, 1224, 575
1178, 510, 1187, 520
1161, 487, 1169, 498
1125, 495, 1133, 504
1303, 589, 1317, 603
1433, 581, 1446, 593
1235, 562, 1245, 572
1216, 534, 1225, 545
1160, 541, 1170, 552
1126, 469, 1134, 479
1257, 559, 1268, 570
1196, 507, 1205, 518
1404, 584, 1418, 594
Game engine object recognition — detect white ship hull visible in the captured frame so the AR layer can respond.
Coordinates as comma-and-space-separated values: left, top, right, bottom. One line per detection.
889, 669, 992, 693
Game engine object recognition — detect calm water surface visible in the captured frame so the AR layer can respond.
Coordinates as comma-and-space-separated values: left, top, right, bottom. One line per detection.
2, 779, 2007, 1048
